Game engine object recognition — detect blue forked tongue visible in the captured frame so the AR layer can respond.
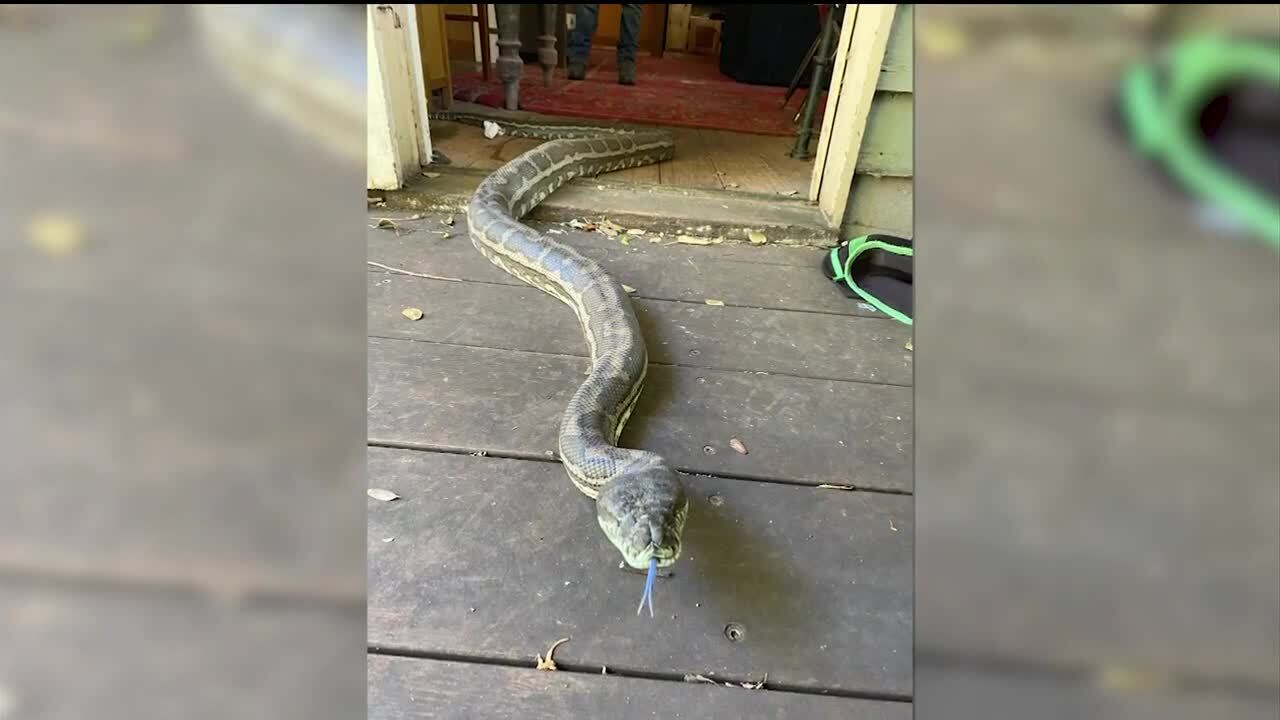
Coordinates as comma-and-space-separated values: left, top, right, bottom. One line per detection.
636, 557, 658, 617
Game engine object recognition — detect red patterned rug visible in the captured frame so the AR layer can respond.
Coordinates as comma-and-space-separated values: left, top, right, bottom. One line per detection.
451, 49, 824, 137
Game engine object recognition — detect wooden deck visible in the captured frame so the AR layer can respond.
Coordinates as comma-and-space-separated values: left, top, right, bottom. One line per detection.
429, 119, 816, 197
366, 210, 915, 717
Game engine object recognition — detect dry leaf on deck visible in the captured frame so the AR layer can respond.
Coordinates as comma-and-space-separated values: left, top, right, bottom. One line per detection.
676, 235, 714, 245
28, 214, 85, 256
622, 285, 637, 294
905, 340, 913, 352
729, 438, 748, 455
401, 308, 424, 321
683, 674, 717, 684
747, 230, 767, 245
817, 484, 854, 491
422, 171, 441, 178
704, 299, 725, 306
443, 216, 455, 227
535, 638, 570, 671
367, 488, 400, 501
626, 228, 645, 236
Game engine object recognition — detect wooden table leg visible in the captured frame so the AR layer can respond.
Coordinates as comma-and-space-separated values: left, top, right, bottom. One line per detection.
537, 4, 558, 87
495, 4, 523, 111
480, 4, 492, 81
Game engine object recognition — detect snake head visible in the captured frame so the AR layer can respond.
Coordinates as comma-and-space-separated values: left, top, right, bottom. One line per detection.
595, 462, 689, 570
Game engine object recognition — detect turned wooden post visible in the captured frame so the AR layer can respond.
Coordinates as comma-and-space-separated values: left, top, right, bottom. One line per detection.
495, 4, 523, 110
537, 4, 558, 87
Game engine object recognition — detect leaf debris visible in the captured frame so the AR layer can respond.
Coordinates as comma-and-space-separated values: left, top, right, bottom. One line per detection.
367, 488, 400, 502
535, 637, 570, 671
28, 214, 86, 256
729, 438, 748, 455
817, 484, 854, 491
704, 299, 725, 306
747, 230, 768, 245
905, 339, 913, 352
401, 307, 424, 321
683, 674, 717, 684
676, 235, 715, 245
622, 284, 637, 294
597, 219, 625, 237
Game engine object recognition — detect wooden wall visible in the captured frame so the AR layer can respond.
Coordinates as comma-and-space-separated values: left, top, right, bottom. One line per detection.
842, 3, 914, 238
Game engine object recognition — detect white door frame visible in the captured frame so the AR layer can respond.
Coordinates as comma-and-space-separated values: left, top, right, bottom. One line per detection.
367, 4, 432, 190
808, 4, 897, 228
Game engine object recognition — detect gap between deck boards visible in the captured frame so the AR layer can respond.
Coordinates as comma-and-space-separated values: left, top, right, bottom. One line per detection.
364, 441, 914, 497
366, 268, 889, 321
367, 644, 913, 703
364, 334, 913, 390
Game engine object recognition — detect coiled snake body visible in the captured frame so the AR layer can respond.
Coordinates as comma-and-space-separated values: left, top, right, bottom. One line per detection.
431, 111, 690, 604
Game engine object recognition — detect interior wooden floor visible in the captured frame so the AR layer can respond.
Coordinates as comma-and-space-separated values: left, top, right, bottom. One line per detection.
429, 118, 817, 197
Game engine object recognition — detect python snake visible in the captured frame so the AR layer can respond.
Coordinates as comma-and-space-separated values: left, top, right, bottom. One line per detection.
430, 111, 690, 614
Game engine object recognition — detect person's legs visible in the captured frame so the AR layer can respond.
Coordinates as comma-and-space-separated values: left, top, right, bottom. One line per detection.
617, 4, 641, 85
567, 4, 599, 80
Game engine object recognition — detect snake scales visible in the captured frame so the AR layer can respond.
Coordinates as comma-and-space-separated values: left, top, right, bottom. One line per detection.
430, 111, 691, 607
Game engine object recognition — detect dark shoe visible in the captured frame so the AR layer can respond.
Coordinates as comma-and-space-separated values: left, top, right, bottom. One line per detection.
618, 63, 636, 86
568, 63, 586, 80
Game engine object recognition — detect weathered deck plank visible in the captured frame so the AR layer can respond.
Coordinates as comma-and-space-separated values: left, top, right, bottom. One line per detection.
366, 448, 913, 696
368, 654, 911, 720
367, 274, 912, 385
1, 584, 364, 720
366, 218, 883, 317
367, 338, 913, 491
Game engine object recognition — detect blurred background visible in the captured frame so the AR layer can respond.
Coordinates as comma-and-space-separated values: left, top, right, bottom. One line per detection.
0, 5, 366, 719
914, 4, 1279, 720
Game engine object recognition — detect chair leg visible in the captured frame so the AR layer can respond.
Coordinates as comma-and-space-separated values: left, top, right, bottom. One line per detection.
538, 4, 558, 87
479, 4, 492, 81
495, 4, 523, 110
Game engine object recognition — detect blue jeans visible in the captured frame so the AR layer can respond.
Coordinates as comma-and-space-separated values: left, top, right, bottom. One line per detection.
568, 4, 642, 66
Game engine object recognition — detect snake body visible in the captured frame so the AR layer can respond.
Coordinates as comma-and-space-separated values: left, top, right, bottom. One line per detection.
430, 111, 690, 574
